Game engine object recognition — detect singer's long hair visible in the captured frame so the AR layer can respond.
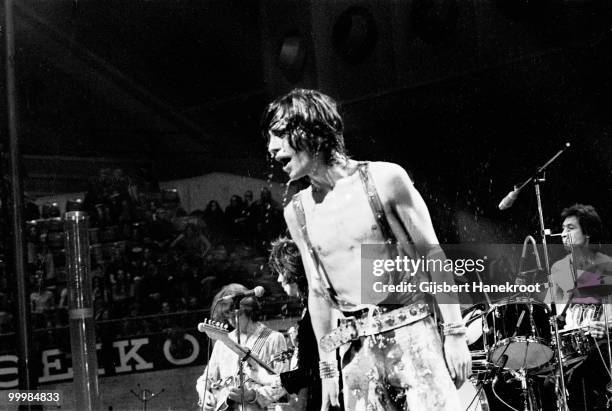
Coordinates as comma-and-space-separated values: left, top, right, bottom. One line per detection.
210, 283, 261, 322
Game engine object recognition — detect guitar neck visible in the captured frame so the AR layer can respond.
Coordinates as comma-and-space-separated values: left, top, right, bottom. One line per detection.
199, 319, 276, 374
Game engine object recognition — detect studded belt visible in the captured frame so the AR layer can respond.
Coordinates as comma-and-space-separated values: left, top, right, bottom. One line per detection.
320, 303, 431, 352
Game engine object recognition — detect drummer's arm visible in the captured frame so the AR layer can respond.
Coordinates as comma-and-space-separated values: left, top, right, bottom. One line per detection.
587, 303, 612, 339
547, 261, 573, 327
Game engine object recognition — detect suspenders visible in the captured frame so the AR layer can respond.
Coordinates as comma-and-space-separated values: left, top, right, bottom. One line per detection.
292, 162, 409, 310
292, 193, 348, 308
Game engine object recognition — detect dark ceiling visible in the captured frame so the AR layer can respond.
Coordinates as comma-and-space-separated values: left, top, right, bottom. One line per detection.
1, 0, 611, 241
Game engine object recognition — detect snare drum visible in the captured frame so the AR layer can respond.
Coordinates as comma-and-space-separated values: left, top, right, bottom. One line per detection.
558, 327, 594, 367
485, 299, 553, 370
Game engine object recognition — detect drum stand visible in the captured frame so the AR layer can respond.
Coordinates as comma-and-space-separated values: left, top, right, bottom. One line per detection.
509, 369, 536, 411
602, 297, 612, 400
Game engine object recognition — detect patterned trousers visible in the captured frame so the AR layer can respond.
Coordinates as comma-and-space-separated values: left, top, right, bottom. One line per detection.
341, 316, 461, 411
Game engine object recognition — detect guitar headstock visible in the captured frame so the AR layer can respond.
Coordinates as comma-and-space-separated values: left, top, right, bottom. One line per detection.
199, 318, 230, 341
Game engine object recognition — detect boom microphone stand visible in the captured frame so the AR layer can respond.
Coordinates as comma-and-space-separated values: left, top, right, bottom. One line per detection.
499, 142, 571, 409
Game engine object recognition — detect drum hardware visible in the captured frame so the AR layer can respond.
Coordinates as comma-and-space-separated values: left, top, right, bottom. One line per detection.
568, 285, 612, 400
463, 299, 564, 411
485, 299, 553, 370
517, 236, 542, 285
510, 369, 536, 411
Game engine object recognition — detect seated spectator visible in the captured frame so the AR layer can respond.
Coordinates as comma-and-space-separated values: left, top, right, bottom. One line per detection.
56, 284, 69, 325
0, 310, 14, 334
241, 190, 256, 245
170, 223, 211, 260
110, 268, 132, 318
203, 200, 225, 243
252, 188, 284, 253
225, 195, 246, 243
30, 278, 56, 328
149, 208, 175, 248
92, 276, 111, 320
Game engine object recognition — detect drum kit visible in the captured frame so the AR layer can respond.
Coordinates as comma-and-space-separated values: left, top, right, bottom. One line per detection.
459, 284, 612, 411
461, 142, 612, 410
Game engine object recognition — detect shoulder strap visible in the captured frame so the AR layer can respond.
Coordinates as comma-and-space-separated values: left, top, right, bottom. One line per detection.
292, 193, 350, 309
357, 162, 398, 245
252, 326, 273, 356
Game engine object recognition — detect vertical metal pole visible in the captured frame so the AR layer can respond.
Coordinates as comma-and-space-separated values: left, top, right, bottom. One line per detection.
64, 211, 100, 410
534, 180, 568, 409
5, 0, 36, 401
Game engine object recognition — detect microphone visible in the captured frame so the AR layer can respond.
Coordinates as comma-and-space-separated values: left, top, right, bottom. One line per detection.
498, 187, 520, 210
220, 286, 265, 302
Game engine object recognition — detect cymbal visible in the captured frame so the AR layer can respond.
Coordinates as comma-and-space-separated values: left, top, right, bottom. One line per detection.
569, 281, 612, 298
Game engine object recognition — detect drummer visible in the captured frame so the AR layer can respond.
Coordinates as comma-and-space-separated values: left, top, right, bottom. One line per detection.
549, 204, 612, 335
544, 204, 612, 409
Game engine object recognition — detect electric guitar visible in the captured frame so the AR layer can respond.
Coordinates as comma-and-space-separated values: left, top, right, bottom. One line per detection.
198, 318, 276, 373
198, 319, 277, 410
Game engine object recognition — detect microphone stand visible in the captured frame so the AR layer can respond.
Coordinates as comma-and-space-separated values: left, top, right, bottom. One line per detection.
232, 298, 246, 411
534, 163, 568, 409
501, 143, 570, 208
129, 384, 165, 411
501, 142, 571, 408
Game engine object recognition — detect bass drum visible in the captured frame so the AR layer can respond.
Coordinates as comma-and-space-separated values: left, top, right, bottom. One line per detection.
458, 379, 489, 411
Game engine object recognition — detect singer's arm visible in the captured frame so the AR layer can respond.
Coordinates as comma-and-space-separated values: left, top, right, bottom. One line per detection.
284, 205, 341, 410
372, 163, 471, 386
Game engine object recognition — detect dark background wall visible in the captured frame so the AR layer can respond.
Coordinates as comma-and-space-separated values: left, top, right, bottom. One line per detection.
1, 0, 610, 243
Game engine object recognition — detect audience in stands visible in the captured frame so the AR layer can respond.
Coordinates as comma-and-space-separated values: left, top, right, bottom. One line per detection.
0, 167, 291, 355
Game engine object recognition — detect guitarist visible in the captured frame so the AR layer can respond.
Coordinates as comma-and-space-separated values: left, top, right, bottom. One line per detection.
196, 284, 289, 410
246, 237, 323, 410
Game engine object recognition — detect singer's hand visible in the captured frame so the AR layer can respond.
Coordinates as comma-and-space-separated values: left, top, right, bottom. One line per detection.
444, 335, 471, 388
320, 378, 340, 411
